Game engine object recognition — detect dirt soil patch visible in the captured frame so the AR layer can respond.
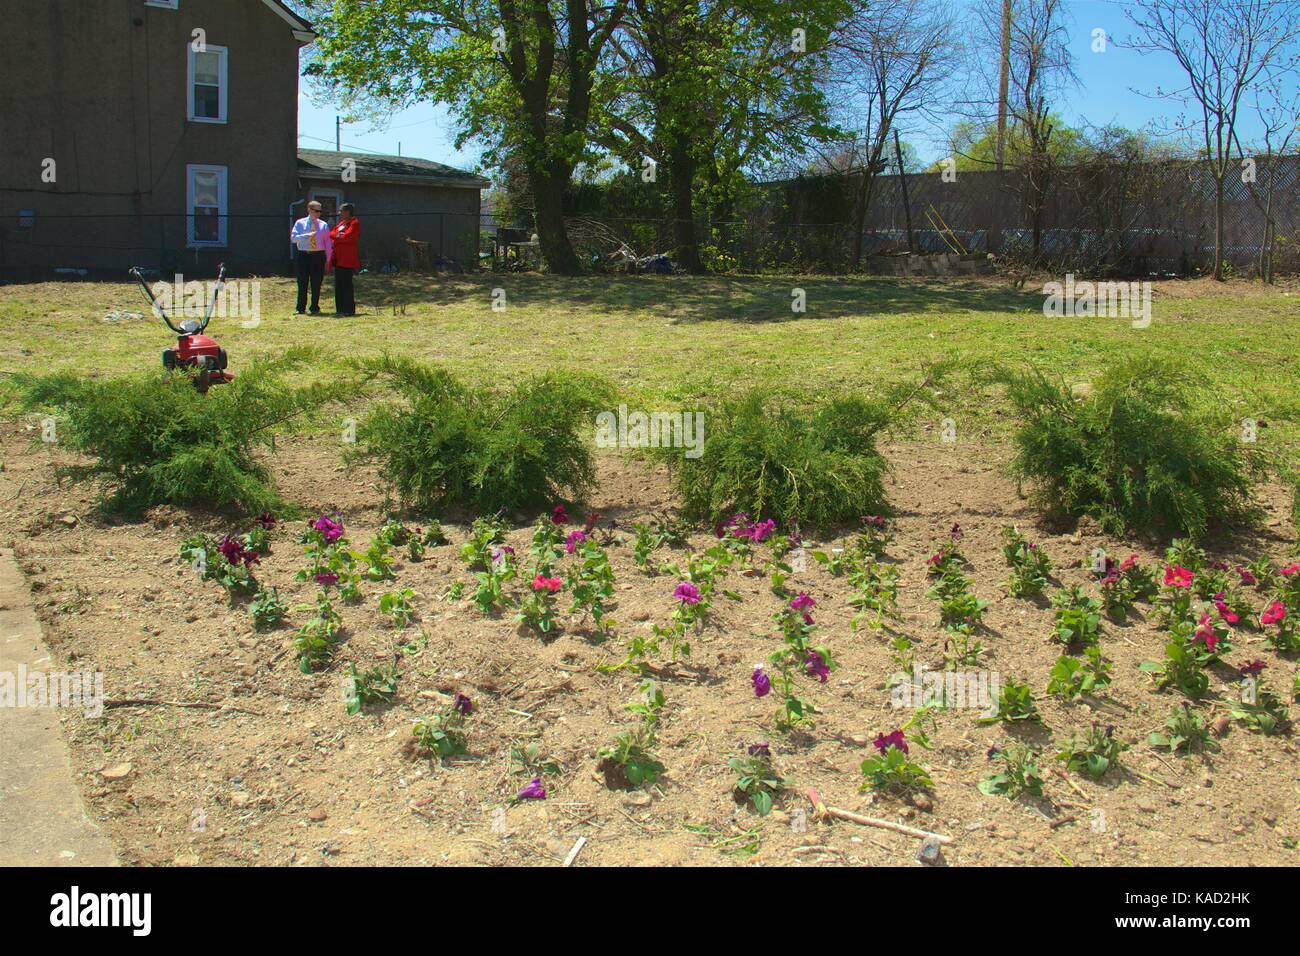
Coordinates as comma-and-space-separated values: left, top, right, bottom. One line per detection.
1, 423, 1297, 867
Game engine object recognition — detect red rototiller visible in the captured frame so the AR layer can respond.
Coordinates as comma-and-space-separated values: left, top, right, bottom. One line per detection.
130, 262, 233, 393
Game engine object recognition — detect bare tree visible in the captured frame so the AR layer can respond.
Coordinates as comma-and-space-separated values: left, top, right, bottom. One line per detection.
1236, 74, 1299, 282
827, 0, 962, 267
1127, 0, 1300, 279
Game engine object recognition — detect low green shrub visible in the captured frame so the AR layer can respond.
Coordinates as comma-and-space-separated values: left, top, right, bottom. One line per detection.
659, 377, 937, 531
995, 357, 1258, 539
350, 356, 614, 516
17, 348, 345, 515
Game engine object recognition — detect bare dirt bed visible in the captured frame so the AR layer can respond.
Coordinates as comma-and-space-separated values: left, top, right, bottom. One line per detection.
2, 423, 1297, 867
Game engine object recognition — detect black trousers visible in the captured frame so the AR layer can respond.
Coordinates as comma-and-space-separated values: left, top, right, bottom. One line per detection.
334, 266, 355, 315
296, 250, 326, 312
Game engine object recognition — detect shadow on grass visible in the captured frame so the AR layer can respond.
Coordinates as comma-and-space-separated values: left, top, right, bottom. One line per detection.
347, 273, 1043, 322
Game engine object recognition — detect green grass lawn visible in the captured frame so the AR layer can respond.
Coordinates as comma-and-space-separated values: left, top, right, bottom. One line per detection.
3, 273, 1299, 441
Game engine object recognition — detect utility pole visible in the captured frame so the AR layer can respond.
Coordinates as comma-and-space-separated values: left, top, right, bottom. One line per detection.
995, 0, 1011, 171
336, 116, 341, 152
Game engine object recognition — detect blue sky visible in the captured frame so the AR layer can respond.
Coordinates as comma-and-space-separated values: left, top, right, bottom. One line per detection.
295, 0, 1298, 174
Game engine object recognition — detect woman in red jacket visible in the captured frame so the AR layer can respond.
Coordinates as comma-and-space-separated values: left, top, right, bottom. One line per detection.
329, 203, 361, 316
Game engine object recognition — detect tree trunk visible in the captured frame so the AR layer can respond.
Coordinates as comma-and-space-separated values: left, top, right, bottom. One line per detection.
1212, 175, 1225, 280
668, 139, 705, 273
530, 165, 583, 275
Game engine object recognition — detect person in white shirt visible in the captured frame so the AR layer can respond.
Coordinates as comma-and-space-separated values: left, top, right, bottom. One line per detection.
290, 201, 333, 314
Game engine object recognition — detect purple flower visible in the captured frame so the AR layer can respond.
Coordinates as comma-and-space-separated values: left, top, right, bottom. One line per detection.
747, 742, 771, 758
790, 592, 815, 612
517, 777, 546, 800
804, 650, 829, 683
752, 666, 771, 698
673, 581, 701, 605
873, 730, 908, 755
453, 693, 473, 716
564, 530, 586, 553
751, 518, 776, 542
311, 515, 343, 543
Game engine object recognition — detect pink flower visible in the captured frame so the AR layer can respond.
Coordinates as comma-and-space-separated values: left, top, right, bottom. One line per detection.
927, 549, 946, 567
1261, 600, 1286, 626
673, 581, 701, 605
1281, 563, 1300, 576
873, 730, 908, 755
1164, 565, 1193, 589
584, 511, 601, 532
790, 592, 816, 612
1212, 593, 1239, 624
1120, 554, 1138, 572
1194, 614, 1220, 653
531, 574, 562, 593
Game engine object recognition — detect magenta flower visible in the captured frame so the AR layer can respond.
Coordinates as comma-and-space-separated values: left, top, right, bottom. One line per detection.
551, 505, 569, 525
491, 545, 515, 565
1212, 593, 1239, 624
311, 515, 343, 543
315, 571, 339, 586
517, 777, 546, 800
751, 518, 776, 542
804, 650, 829, 682
950, 523, 963, 541
927, 549, 946, 567
453, 693, 473, 716
861, 515, 886, 529
873, 730, 908, 755
564, 530, 586, 554
255, 513, 277, 529
673, 581, 701, 605
1237, 566, 1257, 586
1239, 660, 1267, 677
217, 535, 245, 565
747, 742, 771, 758
1261, 600, 1286, 626
1281, 563, 1300, 576
790, 592, 816, 612
584, 511, 601, 532
752, 666, 771, 698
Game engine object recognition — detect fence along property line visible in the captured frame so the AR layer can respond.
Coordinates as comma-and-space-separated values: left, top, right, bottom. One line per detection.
738, 155, 1300, 276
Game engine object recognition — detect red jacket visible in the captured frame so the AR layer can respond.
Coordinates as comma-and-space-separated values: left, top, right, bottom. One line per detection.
330, 217, 361, 270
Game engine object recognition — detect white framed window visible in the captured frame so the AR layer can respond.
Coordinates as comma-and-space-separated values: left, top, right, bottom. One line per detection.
144, 1, 179, 10
309, 187, 343, 221
186, 165, 228, 247
187, 44, 228, 123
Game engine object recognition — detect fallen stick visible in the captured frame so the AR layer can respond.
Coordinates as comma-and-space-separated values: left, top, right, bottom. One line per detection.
1053, 769, 1089, 800
562, 836, 587, 867
1048, 815, 1077, 830
806, 787, 953, 845
104, 698, 262, 716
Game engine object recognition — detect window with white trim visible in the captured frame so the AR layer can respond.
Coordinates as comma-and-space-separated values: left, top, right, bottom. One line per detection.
144, 1, 179, 10
187, 165, 228, 247
187, 45, 228, 123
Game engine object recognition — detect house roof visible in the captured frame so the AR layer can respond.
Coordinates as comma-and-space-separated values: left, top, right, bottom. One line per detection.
263, 0, 314, 35
297, 149, 491, 190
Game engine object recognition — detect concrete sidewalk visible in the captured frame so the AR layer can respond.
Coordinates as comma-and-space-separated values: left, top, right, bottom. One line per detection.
0, 549, 116, 866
